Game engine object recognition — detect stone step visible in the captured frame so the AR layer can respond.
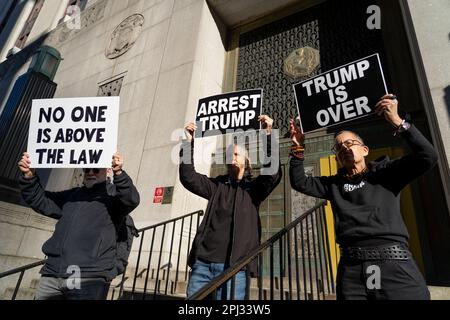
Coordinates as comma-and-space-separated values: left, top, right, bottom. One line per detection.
110, 272, 331, 300
2, 287, 35, 300
249, 275, 330, 290
109, 276, 189, 298
123, 267, 189, 283
428, 286, 450, 300
108, 283, 187, 300
248, 287, 335, 300
30, 278, 40, 290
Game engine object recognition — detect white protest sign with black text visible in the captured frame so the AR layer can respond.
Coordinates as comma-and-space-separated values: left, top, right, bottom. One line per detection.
293, 53, 388, 133
195, 89, 263, 136
27, 96, 119, 168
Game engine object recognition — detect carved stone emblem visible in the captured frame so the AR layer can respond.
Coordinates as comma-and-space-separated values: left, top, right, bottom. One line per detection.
283, 46, 320, 79
45, 0, 107, 46
106, 14, 144, 59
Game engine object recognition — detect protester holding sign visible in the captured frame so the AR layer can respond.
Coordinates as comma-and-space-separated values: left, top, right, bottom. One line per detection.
293, 54, 387, 133
17, 151, 140, 300
289, 94, 437, 300
180, 115, 281, 300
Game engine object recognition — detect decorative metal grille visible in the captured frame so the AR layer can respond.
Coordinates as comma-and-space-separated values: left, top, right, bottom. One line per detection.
236, 0, 387, 136
97, 77, 124, 96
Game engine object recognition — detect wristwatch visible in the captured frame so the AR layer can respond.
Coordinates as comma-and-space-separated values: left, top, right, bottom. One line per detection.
394, 119, 411, 136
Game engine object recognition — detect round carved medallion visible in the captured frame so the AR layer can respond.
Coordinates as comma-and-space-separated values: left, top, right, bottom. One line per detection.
105, 14, 144, 59
283, 46, 320, 79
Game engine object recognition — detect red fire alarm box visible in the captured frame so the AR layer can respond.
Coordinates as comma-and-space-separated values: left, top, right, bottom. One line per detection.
153, 187, 164, 203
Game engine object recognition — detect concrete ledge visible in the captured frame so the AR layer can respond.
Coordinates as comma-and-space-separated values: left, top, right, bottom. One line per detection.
429, 286, 450, 300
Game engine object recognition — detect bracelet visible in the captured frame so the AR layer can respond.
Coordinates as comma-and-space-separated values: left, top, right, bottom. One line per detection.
394, 119, 410, 136
290, 151, 305, 160
291, 145, 305, 151
290, 144, 305, 160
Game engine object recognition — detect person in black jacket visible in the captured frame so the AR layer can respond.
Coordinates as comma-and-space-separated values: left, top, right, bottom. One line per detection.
18, 151, 140, 300
180, 115, 282, 300
289, 94, 438, 300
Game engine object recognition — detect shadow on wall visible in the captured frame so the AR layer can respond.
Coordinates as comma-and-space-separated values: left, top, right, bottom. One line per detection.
205, 0, 228, 49
0, 34, 48, 112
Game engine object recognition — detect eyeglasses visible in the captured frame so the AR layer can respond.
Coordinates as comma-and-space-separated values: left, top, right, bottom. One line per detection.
83, 168, 101, 174
332, 139, 364, 153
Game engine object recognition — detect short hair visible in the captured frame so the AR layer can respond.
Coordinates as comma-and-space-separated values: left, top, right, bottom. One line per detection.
334, 130, 365, 145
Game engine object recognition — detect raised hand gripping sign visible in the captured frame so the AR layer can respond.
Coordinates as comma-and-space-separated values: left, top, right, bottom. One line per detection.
195, 89, 263, 137
293, 53, 388, 133
27, 96, 119, 168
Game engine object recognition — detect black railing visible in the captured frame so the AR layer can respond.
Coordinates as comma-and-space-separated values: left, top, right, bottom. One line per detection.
118, 209, 204, 300
0, 204, 333, 300
0, 210, 204, 300
188, 201, 334, 300
0, 259, 46, 300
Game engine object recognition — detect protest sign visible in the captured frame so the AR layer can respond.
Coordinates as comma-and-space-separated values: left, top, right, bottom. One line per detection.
293, 53, 388, 133
27, 96, 119, 168
195, 89, 263, 136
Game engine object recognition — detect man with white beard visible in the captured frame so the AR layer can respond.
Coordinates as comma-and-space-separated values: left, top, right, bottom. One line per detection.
17, 151, 140, 300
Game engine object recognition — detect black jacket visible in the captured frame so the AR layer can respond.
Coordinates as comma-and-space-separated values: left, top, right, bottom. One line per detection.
290, 125, 438, 247
179, 139, 282, 275
19, 171, 140, 280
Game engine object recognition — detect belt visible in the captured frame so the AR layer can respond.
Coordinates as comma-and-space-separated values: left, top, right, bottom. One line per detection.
340, 243, 411, 261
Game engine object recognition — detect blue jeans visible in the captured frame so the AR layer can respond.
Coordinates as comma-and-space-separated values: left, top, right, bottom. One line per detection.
187, 259, 247, 300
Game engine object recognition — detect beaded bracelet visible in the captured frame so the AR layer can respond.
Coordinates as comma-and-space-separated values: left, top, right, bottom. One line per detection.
290, 145, 305, 159
290, 151, 305, 160
291, 145, 305, 151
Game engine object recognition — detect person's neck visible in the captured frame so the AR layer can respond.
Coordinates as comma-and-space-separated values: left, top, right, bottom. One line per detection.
345, 161, 367, 176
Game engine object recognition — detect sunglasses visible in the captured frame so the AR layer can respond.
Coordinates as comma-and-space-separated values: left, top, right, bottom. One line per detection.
83, 168, 101, 174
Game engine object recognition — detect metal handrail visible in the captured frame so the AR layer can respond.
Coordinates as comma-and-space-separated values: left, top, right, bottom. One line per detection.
0, 260, 46, 279
136, 210, 204, 233
0, 259, 46, 300
188, 200, 330, 300
126, 209, 204, 300
0, 210, 204, 300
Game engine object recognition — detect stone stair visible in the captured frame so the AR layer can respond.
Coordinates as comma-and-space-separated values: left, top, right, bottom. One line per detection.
107, 265, 337, 300
428, 286, 450, 300
2, 278, 40, 300
108, 267, 189, 300
3, 268, 447, 300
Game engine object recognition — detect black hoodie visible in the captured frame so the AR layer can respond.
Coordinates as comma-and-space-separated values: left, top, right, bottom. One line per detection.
19, 171, 140, 280
289, 125, 438, 247
179, 137, 282, 274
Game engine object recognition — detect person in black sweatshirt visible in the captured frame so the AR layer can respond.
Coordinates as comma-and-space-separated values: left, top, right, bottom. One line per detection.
289, 94, 438, 300
18, 152, 140, 300
180, 115, 282, 300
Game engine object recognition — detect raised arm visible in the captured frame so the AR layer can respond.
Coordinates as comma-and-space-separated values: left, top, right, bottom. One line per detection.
385, 125, 438, 190
179, 122, 218, 200
250, 115, 282, 203
18, 152, 72, 219
288, 119, 332, 199
111, 152, 140, 215
374, 94, 438, 190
